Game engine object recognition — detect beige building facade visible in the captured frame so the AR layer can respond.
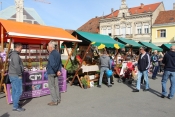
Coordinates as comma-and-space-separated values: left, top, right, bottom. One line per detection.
99, 0, 165, 42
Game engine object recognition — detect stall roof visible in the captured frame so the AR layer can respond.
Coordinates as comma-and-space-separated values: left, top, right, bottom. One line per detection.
161, 44, 172, 50
75, 31, 125, 49
139, 41, 163, 51
0, 19, 81, 44
116, 37, 142, 47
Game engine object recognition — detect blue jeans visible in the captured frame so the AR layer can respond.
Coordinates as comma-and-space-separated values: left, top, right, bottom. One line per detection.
99, 67, 111, 85
152, 66, 159, 78
9, 76, 23, 109
161, 71, 175, 98
136, 70, 149, 90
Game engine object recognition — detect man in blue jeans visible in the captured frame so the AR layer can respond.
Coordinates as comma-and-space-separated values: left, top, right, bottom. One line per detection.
8, 43, 25, 112
133, 46, 150, 92
97, 50, 112, 88
161, 45, 175, 99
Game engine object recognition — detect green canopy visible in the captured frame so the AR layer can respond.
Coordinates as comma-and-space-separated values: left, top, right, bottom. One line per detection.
161, 44, 172, 50
75, 31, 125, 49
139, 41, 163, 51
116, 37, 142, 47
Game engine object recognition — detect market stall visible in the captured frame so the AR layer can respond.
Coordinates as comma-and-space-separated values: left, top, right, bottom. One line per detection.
67, 31, 125, 88
161, 44, 173, 51
113, 37, 142, 83
0, 19, 81, 104
139, 41, 163, 51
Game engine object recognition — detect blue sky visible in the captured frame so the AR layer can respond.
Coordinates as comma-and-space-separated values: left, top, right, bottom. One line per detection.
0, 0, 174, 30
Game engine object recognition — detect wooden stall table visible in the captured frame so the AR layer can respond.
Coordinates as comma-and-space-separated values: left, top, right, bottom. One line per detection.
81, 65, 100, 82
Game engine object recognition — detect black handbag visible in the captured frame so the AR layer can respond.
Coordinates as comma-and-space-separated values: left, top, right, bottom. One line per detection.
4, 74, 11, 84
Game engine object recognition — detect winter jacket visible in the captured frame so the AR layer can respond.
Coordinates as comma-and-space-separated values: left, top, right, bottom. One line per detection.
162, 51, 175, 72
8, 50, 24, 77
138, 53, 150, 71
99, 55, 111, 69
47, 50, 62, 75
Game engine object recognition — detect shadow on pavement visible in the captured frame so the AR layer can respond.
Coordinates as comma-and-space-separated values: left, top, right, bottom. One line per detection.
1, 113, 10, 117
19, 98, 32, 107
123, 81, 162, 97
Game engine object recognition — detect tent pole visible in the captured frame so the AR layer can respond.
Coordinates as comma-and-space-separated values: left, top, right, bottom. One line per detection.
0, 38, 12, 92
115, 49, 119, 67
1, 25, 3, 52
70, 43, 91, 88
64, 44, 74, 68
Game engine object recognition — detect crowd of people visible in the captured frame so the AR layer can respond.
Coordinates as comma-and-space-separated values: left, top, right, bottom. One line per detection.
97, 45, 175, 101
3, 40, 175, 112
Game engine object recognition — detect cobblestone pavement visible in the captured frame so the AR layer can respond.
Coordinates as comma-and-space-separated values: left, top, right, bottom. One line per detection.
0, 74, 175, 117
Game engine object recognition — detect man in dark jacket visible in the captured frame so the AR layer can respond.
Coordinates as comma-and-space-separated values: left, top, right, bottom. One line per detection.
151, 50, 162, 79
133, 46, 150, 92
8, 43, 25, 112
47, 41, 62, 106
161, 45, 175, 99
97, 50, 112, 88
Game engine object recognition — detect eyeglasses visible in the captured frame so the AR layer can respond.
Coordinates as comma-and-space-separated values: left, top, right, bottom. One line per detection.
139, 49, 143, 50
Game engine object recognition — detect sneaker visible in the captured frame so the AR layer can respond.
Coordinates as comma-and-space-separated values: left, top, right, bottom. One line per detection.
13, 108, 25, 112
47, 101, 59, 106
97, 85, 101, 88
132, 89, 139, 92
161, 95, 166, 98
108, 85, 112, 87
143, 89, 149, 92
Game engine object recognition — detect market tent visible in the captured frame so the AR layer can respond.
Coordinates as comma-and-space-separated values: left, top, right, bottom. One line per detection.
116, 37, 142, 47
74, 31, 125, 49
139, 41, 163, 51
161, 44, 172, 50
0, 19, 81, 44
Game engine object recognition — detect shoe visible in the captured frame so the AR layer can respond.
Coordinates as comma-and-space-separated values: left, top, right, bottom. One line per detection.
161, 95, 166, 98
97, 85, 101, 88
108, 85, 112, 87
152, 78, 156, 80
13, 108, 25, 112
132, 89, 139, 92
167, 96, 173, 100
111, 82, 114, 85
143, 89, 149, 91
47, 101, 59, 106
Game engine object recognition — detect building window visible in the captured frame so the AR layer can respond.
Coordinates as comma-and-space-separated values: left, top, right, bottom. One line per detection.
107, 27, 112, 36
144, 25, 149, 34
137, 26, 142, 34
23, 15, 27, 19
126, 27, 131, 34
101, 27, 106, 35
157, 29, 166, 38
115, 26, 120, 35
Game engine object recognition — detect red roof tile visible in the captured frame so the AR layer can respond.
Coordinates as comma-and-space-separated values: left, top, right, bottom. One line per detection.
77, 17, 101, 33
154, 10, 175, 24
106, 2, 161, 18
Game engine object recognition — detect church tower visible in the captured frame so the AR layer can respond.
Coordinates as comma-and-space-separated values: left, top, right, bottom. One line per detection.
118, 0, 130, 18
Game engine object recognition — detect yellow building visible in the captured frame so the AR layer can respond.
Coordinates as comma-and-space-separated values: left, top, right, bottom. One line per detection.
152, 10, 175, 46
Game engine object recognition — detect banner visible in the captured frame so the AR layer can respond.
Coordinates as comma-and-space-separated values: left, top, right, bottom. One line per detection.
6, 68, 67, 104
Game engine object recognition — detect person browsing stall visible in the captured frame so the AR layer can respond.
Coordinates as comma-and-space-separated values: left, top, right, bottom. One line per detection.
133, 46, 150, 92
8, 43, 25, 112
97, 50, 112, 88
47, 41, 62, 106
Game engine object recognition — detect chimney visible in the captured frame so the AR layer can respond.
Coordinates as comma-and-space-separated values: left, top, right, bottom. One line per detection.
140, 3, 144, 9
174, 3, 175, 10
111, 8, 114, 17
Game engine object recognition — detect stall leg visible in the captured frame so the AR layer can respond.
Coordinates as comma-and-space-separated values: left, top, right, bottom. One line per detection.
70, 44, 91, 88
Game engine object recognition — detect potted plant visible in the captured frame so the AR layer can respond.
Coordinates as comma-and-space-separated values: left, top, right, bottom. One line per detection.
81, 77, 88, 89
